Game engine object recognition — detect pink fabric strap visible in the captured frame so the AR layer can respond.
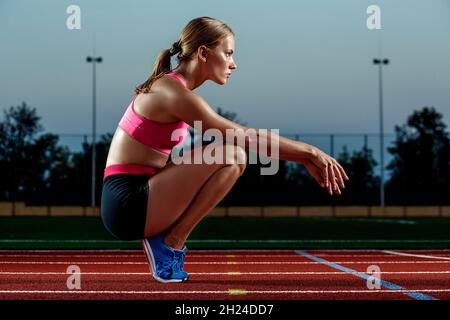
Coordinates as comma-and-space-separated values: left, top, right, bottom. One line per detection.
164, 72, 187, 87
118, 98, 189, 154
104, 164, 158, 179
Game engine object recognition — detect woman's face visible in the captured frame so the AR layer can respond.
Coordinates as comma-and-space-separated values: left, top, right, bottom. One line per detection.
204, 35, 237, 85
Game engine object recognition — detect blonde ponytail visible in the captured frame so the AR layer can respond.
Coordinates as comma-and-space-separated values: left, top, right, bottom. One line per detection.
134, 17, 234, 95
134, 48, 173, 95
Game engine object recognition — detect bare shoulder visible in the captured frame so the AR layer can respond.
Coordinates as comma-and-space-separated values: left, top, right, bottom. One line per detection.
134, 76, 189, 122
134, 77, 189, 123
138, 76, 188, 105
170, 87, 208, 115
152, 75, 188, 97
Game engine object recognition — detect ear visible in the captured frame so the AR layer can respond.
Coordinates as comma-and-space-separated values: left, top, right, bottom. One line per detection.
197, 45, 208, 62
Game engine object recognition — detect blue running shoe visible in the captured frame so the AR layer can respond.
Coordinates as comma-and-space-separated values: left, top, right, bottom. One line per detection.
141, 234, 189, 283
173, 246, 189, 280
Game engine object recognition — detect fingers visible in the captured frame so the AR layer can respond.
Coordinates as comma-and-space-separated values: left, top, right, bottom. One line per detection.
323, 163, 329, 188
324, 162, 344, 195
337, 162, 350, 181
313, 149, 349, 196
328, 164, 336, 195
305, 159, 327, 188
331, 179, 341, 195
333, 162, 345, 189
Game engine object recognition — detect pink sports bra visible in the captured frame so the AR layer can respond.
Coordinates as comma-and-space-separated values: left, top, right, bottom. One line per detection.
104, 72, 190, 179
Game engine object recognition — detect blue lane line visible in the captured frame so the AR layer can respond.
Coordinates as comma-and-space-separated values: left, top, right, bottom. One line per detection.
295, 250, 438, 300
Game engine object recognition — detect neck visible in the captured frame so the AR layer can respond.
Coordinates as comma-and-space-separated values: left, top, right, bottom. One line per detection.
172, 62, 207, 91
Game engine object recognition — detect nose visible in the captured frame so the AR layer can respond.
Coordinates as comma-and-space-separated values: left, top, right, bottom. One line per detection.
230, 61, 237, 70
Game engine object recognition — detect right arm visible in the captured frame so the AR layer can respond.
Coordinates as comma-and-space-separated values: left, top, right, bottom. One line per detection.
169, 91, 316, 163
169, 91, 349, 195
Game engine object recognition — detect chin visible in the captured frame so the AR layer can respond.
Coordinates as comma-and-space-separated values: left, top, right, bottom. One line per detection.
213, 78, 227, 85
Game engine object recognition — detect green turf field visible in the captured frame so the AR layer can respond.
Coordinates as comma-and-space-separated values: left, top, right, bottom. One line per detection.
1, 216, 449, 250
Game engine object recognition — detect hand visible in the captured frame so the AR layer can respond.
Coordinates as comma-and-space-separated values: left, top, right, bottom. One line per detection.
303, 158, 329, 190
308, 147, 349, 196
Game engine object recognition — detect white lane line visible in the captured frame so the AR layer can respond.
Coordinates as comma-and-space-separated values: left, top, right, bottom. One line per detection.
1, 271, 450, 276
4, 249, 445, 253
3, 253, 450, 258
2, 248, 439, 252
296, 250, 438, 301
0, 254, 297, 258
383, 250, 450, 261
0, 261, 145, 265
186, 261, 450, 265
1, 239, 450, 243
0, 254, 144, 258
7, 254, 450, 258
0, 272, 150, 275
0, 250, 140, 253
1, 260, 450, 265
0, 249, 296, 253
310, 249, 450, 252
0, 289, 449, 295
316, 254, 450, 258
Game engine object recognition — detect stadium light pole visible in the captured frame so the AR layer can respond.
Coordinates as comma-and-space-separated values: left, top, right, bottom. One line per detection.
373, 58, 389, 208
86, 55, 102, 208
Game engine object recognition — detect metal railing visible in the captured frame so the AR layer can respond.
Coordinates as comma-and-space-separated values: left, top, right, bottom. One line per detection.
1, 132, 447, 208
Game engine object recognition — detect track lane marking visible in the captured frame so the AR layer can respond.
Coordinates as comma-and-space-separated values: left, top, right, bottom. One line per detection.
228, 289, 247, 295
2, 253, 450, 258
1, 271, 450, 275
0, 249, 295, 252
2, 249, 450, 252
226, 272, 242, 275
0, 289, 449, 295
5, 253, 450, 258
296, 250, 438, 301
1, 260, 450, 265
0, 255, 144, 258
383, 250, 450, 261
1, 239, 450, 243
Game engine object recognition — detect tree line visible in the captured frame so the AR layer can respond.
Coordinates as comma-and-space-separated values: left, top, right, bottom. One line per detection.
0, 102, 449, 206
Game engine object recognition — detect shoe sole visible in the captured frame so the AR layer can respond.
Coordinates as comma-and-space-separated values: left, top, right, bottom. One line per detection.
141, 239, 188, 283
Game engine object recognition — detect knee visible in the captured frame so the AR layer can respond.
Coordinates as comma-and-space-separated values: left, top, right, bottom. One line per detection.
224, 144, 247, 176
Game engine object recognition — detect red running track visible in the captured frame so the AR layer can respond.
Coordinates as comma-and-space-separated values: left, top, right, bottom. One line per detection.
0, 249, 449, 300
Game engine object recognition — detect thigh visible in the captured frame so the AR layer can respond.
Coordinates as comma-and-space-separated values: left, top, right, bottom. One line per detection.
144, 143, 245, 236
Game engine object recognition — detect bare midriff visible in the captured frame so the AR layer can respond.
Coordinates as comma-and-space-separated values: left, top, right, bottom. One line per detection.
105, 127, 170, 170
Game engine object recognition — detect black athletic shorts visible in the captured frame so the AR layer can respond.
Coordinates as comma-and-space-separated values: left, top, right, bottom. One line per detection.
100, 174, 150, 240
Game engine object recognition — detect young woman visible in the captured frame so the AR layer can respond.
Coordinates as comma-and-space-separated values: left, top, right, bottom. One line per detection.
101, 17, 349, 283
